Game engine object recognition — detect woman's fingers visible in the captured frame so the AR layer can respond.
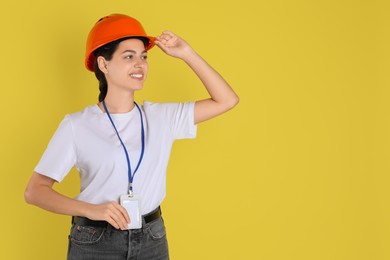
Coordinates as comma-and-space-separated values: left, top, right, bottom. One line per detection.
87, 201, 130, 230
156, 31, 178, 48
155, 31, 192, 59
111, 202, 130, 229
157, 30, 175, 41
108, 202, 130, 230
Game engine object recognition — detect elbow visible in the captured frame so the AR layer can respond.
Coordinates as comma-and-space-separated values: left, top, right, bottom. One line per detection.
218, 95, 239, 114
25, 172, 56, 207
226, 94, 240, 110
24, 184, 40, 206
24, 187, 34, 205
233, 95, 240, 107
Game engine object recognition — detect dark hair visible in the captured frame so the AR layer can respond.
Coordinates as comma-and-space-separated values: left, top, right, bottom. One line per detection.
93, 37, 150, 102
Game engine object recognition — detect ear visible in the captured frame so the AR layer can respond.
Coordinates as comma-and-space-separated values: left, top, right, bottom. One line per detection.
97, 56, 109, 74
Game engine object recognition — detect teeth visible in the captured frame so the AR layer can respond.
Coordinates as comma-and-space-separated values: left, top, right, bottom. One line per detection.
131, 73, 143, 79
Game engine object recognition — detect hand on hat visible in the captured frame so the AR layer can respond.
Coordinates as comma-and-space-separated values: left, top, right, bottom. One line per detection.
155, 31, 194, 60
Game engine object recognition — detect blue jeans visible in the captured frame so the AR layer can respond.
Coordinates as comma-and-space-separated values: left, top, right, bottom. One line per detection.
67, 217, 169, 260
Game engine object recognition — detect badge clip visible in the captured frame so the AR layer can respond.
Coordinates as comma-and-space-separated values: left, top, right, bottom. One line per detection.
128, 183, 134, 197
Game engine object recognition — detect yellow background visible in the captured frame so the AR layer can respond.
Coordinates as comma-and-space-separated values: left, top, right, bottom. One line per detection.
1, 0, 389, 259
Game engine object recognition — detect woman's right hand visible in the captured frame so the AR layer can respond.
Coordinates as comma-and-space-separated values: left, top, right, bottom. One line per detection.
85, 201, 130, 230
25, 172, 130, 230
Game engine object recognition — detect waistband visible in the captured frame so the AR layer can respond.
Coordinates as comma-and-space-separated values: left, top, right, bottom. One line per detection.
72, 206, 162, 228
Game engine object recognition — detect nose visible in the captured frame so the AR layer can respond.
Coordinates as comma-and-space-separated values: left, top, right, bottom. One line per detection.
134, 57, 146, 68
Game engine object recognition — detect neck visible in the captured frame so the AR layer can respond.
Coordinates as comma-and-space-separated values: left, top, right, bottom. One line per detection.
99, 89, 135, 114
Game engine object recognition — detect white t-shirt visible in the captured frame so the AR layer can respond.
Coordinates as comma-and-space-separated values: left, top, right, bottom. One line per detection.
35, 101, 197, 214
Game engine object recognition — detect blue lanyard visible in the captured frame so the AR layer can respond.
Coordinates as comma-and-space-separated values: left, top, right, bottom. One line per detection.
102, 100, 145, 195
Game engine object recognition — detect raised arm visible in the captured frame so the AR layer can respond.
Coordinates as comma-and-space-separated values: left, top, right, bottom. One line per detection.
155, 31, 239, 124
24, 172, 130, 230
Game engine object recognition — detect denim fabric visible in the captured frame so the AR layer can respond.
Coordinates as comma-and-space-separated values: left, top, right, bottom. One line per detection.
67, 217, 169, 260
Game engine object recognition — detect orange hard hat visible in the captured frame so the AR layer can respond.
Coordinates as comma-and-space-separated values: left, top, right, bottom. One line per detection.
85, 14, 155, 71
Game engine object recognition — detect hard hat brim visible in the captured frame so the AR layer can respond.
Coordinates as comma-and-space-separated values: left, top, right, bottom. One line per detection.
85, 35, 155, 72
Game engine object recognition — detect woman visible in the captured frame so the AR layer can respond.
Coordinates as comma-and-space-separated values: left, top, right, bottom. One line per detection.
25, 14, 238, 259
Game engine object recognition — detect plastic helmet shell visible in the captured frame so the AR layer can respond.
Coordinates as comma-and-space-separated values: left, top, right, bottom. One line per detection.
85, 14, 155, 71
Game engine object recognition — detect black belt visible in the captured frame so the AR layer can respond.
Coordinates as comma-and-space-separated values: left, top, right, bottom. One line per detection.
72, 206, 162, 228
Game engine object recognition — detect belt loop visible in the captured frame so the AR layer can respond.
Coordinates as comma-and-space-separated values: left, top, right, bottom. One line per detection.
142, 217, 147, 229
106, 222, 113, 236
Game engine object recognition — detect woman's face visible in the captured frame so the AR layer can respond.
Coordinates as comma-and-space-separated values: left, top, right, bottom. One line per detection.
103, 38, 149, 93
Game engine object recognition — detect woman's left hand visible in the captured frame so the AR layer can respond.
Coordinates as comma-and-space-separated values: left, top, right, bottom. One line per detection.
155, 31, 193, 60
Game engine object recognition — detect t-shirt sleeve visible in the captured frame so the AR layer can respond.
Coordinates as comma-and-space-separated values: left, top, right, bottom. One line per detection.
34, 115, 77, 182
144, 101, 197, 140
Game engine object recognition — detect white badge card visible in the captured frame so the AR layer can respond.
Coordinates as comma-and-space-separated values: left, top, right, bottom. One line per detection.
120, 194, 142, 229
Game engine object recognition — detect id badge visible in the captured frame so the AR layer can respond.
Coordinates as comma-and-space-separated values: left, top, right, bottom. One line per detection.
120, 194, 142, 229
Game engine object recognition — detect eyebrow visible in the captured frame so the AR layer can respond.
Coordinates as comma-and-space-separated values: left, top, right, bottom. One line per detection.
121, 50, 147, 54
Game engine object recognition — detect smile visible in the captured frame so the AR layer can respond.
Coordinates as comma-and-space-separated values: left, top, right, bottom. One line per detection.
130, 73, 143, 79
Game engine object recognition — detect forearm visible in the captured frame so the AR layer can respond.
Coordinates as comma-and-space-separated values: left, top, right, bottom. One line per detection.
181, 48, 239, 107
25, 182, 92, 217
25, 172, 130, 229
155, 31, 239, 123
